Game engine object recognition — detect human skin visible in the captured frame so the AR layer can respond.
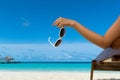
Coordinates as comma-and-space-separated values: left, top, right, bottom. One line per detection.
52, 16, 120, 49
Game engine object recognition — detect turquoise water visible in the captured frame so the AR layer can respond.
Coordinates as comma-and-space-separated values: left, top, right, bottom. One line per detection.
0, 62, 91, 71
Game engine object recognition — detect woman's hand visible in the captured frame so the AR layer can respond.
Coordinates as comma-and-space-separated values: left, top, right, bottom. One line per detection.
52, 17, 77, 28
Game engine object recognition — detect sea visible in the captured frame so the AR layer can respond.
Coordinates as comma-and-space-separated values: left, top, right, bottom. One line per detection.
0, 62, 91, 72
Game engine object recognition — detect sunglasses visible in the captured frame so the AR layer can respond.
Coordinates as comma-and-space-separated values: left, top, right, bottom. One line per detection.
48, 27, 65, 47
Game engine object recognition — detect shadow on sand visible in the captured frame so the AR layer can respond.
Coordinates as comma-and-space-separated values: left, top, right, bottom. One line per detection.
96, 78, 120, 80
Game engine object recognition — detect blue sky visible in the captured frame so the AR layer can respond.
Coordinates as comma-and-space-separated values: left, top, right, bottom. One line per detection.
0, 0, 120, 62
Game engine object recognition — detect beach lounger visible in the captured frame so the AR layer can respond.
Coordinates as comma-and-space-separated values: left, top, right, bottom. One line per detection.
90, 48, 120, 80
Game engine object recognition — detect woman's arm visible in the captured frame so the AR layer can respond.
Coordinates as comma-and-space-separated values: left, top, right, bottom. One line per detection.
53, 16, 120, 49
74, 16, 120, 49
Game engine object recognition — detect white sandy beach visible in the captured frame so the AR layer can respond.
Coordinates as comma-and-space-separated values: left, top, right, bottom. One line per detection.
0, 71, 120, 80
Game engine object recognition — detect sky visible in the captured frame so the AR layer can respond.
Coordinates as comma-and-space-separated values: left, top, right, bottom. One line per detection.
0, 0, 120, 62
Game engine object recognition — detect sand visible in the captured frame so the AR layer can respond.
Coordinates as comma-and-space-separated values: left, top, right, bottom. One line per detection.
0, 70, 120, 80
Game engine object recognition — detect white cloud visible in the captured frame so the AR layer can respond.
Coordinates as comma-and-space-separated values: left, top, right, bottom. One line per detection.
21, 17, 30, 27
64, 54, 72, 58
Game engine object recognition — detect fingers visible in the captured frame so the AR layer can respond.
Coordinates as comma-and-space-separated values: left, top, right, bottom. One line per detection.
52, 17, 64, 28
58, 22, 65, 28
52, 17, 62, 26
52, 17, 76, 28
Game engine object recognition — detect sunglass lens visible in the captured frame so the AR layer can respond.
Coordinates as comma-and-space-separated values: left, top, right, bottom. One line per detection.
55, 39, 62, 47
60, 28, 65, 37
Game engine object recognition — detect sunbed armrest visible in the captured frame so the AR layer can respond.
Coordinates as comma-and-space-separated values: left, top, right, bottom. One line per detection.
95, 48, 120, 62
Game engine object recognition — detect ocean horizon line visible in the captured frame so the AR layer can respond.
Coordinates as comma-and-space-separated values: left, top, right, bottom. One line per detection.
0, 61, 91, 64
